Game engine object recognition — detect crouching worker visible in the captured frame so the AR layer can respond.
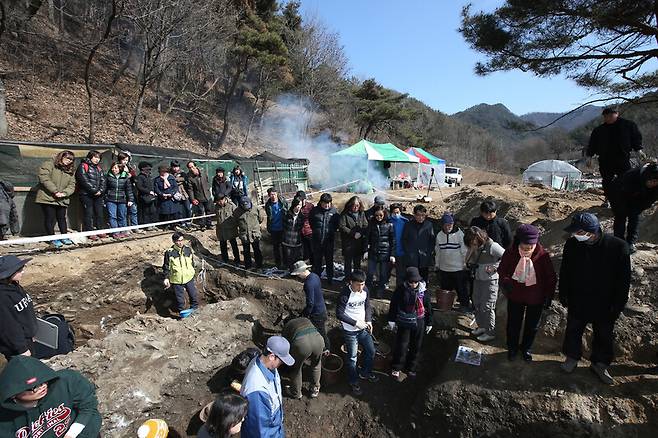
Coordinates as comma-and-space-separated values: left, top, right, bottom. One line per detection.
282, 317, 324, 399
163, 232, 199, 318
0, 355, 102, 438
241, 336, 294, 438
0, 256, 37, 360
215, 193, 240, 265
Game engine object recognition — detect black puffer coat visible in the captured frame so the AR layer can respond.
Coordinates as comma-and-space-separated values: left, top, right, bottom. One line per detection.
367, 220, 396, 261
282, 211, 304, 247
310, 205, 339, 245
105, 171, 135, 204
135, 172, 156, 204
75, 159, 106, 195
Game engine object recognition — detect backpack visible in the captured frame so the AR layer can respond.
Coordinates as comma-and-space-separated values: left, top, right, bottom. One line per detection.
33, 314, 75, 359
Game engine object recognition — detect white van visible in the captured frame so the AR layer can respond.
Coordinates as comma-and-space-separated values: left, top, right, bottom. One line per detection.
445, 167, 463, 186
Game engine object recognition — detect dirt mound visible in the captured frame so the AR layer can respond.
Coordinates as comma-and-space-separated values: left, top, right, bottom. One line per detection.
48, 299, 257, 436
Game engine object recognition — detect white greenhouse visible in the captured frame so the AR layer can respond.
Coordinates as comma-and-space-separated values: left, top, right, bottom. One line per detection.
522, 159, 582, 190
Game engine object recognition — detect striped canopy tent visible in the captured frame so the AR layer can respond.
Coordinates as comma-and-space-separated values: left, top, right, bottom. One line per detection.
329, 140, 419, 192
403, 147, 446, 188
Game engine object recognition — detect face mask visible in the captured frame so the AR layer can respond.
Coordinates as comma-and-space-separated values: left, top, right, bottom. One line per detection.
391, 213, 401, 219
573, 233, 590, 242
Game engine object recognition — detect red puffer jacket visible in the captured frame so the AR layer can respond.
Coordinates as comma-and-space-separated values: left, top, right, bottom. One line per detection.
300, 202, 314, 237
498, 243, 557, 306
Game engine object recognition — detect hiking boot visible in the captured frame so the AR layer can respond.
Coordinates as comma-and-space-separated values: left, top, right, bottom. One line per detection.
133, 228, 146, 234
350, 383, 362, 395
358, 371, 379, 383
51, 240, 63, 249
391, 370, 401, 380
310, 386, 320, 398
88, 235, 99, 242
61, 238, 74, 245
284, 388, 302, 399
561, 357, 578, 373
97, 233, 109, 239
472, 327, 486, 336
590, 362, 614, 385
476, 333, 495, 342
522, 351, 533, 362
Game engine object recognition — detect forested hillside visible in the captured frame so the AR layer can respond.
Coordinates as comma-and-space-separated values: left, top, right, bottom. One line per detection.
2, 0, 649, 173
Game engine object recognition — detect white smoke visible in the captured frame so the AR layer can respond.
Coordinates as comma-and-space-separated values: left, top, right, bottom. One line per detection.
259, 93, 395, 193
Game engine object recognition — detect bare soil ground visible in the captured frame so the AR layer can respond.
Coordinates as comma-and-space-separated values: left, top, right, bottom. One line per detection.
1, 179, 657, 437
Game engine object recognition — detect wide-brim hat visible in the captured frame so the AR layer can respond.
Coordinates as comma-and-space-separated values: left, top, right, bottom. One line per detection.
290, 261, 310, 276
0, 255, 32, 280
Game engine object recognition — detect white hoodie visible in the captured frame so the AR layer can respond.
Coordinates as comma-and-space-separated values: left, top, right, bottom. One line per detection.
434, 228, 467, 272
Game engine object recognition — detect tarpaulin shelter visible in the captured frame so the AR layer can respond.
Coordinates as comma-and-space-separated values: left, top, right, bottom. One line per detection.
329, 140, 419, 192
404, 147, 446, 188
0, 140, 231, 235
522, 159, 582, 190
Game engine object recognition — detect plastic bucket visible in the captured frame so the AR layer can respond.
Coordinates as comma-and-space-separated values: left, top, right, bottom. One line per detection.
373, 341, 392, 371
437, 289, 457, 311
321, 354, 343, 386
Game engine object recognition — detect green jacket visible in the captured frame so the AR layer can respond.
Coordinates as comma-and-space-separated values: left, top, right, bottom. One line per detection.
215, 201, 238, 241
0, 356, 101, 438
163, 244, 196, 284
35, 160, 76, 206
236, 206, 264, 243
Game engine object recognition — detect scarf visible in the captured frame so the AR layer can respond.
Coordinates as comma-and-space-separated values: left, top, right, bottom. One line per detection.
512, 247, 537, 286
161, 173, 171, 190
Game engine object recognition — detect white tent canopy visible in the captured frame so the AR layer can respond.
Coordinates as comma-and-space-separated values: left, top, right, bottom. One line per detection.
523, 159, 582, 189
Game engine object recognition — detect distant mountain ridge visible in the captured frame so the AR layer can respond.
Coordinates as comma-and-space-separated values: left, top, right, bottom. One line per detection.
451, 103, 538, 143
520, 105, 602, 131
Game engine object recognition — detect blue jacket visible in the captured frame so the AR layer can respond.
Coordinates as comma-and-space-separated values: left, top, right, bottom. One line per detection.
302, 273, 326, 317
240, 358, 284, 438
389, 215, 408, 257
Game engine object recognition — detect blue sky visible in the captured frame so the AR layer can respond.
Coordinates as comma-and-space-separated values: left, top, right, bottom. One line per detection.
298, 0, 595, 116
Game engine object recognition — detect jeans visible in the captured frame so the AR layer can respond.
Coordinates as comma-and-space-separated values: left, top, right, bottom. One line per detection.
219, 238, 240, 263
242, 238, 263, 269
40, 204, 67, 236
392, 318, 425, 372
366, 258, 390, 298
473, 279, 498, 335
80, 193, 104, 231
181, 200, 192, 223
192, 200, 213, 226
439, 270, 470, 307
312, 241, 335, 282
288, 332, 324, 397
173, 279, 199, 312
270, 230, 284, 267
106, 201, 127, 230
343, 328, 375, 384
563, 313, 616, 366
128, 202, 138, 226
506, 300, 543, 353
